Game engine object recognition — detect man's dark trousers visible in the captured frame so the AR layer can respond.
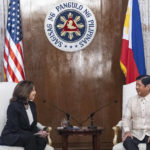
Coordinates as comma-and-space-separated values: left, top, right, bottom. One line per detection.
123, 136, 150, 150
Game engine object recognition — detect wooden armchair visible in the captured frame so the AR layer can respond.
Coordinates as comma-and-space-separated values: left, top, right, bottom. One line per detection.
0, 82, 54, 150
112, 82, 146, 150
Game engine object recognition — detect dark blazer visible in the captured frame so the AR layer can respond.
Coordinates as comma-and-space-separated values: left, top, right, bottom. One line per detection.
1, 100, 38, 146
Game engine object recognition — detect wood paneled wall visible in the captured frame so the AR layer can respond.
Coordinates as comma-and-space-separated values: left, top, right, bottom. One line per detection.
0, 0, 150, 149
21, 0, 125, 148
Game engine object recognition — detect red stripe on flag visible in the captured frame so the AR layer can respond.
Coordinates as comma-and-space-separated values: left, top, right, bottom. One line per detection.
120, 39, 139, 84
5, 38, 25, 80
7, 63, 19, 83
4, 50, 8, 63
16, 43, 24, 62
4, 51, 19, 82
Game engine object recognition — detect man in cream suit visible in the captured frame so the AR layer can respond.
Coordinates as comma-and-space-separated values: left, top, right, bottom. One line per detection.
123, 75, 150, 150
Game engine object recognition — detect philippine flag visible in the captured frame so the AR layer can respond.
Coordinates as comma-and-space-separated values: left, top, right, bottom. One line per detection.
120, 0, 146, 84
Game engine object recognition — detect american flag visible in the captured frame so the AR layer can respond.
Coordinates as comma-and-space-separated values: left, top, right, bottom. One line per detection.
3, 0, 25, 82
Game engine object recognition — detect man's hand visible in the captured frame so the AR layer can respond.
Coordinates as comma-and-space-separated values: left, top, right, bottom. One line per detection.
122, 131, 133, 142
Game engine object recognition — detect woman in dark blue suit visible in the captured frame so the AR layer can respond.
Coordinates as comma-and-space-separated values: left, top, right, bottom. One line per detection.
1, 80, 48, 150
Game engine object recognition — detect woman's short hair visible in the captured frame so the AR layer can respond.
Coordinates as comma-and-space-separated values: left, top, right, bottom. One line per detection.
10, 80, 34, 103
136, 75, 150, 86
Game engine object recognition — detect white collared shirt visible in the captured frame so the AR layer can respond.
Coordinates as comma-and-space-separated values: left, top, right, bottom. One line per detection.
122, 93, 150, 140
26, 105, 34, 125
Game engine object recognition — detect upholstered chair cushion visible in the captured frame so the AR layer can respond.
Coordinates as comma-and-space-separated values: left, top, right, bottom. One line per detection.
0, 82, 16, 135
112, 141, 146, 150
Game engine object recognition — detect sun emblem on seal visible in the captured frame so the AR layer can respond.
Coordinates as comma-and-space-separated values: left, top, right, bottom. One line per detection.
56, 12, 84, 40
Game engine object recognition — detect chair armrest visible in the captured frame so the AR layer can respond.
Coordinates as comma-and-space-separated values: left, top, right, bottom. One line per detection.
112, 125, 121, 145
44, 126, 52, 146
37, 122, 52, 146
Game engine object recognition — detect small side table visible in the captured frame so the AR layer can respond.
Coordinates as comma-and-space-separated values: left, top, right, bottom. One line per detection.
57, 126, 104, 150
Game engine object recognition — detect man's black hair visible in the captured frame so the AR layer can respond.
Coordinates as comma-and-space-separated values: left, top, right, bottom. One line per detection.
136, 75, 150, 86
